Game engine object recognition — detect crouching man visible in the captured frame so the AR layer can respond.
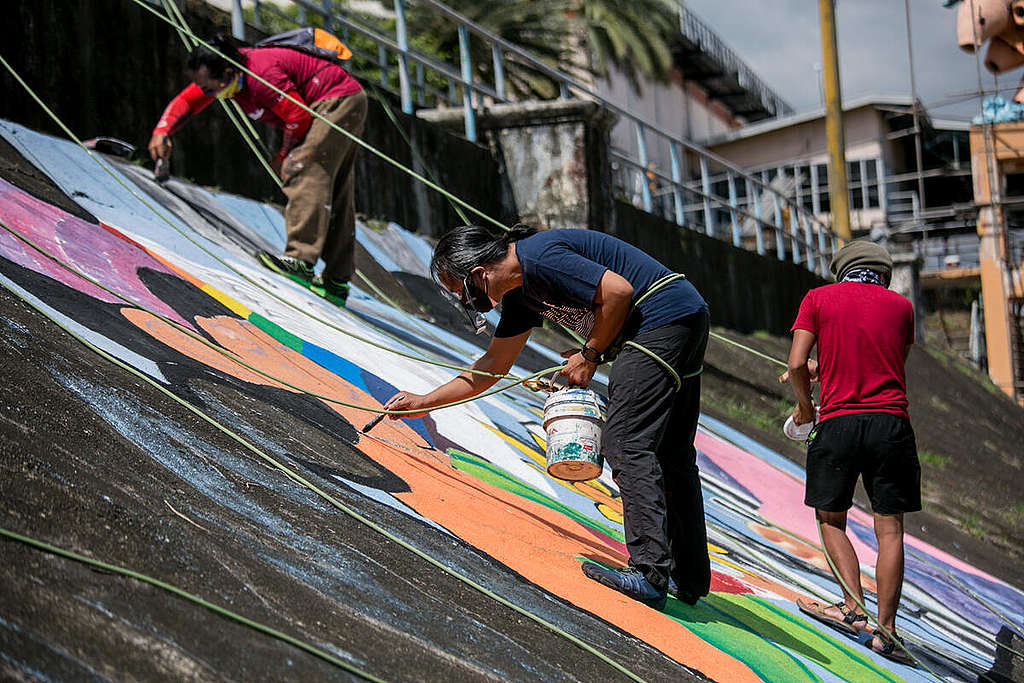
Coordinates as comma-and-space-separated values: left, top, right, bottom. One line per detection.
385, 224, 712, 610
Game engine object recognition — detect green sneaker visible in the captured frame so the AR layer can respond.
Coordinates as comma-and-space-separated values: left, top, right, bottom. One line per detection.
310, 276, 350, 307
256, 250, 314, 284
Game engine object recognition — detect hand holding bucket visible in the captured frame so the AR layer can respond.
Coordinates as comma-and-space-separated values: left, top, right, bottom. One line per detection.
783, 405, 819, 440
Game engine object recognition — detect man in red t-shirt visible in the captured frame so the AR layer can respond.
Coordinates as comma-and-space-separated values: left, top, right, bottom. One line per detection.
785, 240, 919, 664
148, 34, 365, 306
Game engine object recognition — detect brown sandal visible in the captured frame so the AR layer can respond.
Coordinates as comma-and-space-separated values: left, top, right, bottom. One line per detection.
796, 598, 868, 636
869, 632, 915, 665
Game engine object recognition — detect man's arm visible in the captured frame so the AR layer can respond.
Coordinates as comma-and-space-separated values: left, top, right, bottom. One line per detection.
559, 270, 634, 387
788, 328, 817, 425
383, 330, 532, 419
148, 84, 214, 161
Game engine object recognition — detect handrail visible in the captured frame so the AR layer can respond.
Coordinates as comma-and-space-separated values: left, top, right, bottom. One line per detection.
611, 151, 822, 255
239, 0, 833, 273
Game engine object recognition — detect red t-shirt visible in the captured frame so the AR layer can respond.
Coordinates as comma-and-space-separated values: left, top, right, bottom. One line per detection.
153, 47, 362, 160
791, 282, 914, 421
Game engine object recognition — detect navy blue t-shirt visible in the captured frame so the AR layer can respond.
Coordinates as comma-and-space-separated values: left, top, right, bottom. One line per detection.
494, 229, 707, 339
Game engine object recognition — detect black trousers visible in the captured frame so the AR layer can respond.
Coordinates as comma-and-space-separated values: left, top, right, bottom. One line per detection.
602, 311, 711, 601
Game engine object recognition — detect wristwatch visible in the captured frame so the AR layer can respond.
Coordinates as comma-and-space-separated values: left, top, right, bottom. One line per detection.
580, 345, 603, 363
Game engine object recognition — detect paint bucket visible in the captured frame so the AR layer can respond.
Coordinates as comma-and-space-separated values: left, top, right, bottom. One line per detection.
783, 407, 819, 441
543, 388, 606, 481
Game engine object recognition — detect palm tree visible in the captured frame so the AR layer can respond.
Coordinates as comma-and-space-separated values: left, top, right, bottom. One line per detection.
407, 0, 682, 100
572, 0, 680, 92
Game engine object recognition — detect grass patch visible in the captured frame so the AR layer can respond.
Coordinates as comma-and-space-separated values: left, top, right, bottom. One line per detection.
918, 450, 949, 468
959, 514, 986, 539
751, 330, 774, 340
703, 394, 789, 433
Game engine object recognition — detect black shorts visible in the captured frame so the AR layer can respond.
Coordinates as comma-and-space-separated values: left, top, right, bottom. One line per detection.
805, 413, 921, 514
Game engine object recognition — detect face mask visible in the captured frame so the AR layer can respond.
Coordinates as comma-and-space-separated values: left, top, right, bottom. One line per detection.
462, 273, 493, 315
214, 73, 242, 100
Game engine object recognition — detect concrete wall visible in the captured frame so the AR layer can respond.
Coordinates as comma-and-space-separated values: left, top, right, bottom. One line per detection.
607, 201, 826, 334
1, 0, 511, 237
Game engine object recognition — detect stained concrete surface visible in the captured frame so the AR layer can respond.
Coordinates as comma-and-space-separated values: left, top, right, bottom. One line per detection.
0, 284, 702, 681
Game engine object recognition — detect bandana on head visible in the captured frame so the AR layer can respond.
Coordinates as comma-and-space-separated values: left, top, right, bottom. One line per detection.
841, 268, 885, 286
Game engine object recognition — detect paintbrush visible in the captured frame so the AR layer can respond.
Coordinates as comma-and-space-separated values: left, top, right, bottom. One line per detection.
361, 412, 387, 433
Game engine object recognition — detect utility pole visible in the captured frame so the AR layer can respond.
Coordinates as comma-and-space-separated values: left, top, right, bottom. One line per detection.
905, 0, 927, 251
818, 0, 851, 241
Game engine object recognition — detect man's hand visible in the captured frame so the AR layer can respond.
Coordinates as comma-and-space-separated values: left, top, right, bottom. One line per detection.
148, 133, 171, 162
779, 358, 819, 384
792, 401, 815, 426
382, 391, 432, 420
270, 156, 284, 181
558, 353, 597, 388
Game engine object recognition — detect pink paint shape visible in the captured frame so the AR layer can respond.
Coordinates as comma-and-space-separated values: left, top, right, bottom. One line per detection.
695, 429, 879, 564
0, 179, 192, 329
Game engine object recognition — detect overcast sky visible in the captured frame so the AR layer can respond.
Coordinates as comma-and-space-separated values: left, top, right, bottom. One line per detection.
681, 0, 1008, 123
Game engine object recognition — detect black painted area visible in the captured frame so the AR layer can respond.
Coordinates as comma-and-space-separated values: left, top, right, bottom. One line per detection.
0, 275, 702, 681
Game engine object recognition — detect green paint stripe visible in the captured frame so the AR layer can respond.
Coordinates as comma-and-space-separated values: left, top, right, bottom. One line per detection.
249, 312, 304, 353
663, 595, 821, 683
447, 449, 625, 543
739, 595, 906, 683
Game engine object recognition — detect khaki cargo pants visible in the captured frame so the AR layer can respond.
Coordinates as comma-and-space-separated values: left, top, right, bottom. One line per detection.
281, 88, 367, 282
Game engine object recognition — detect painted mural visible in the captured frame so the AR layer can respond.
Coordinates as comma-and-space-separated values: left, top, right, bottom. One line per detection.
1, 118, 1022, 682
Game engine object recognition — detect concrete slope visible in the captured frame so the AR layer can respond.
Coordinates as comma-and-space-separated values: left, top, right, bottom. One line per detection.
1, 119, 1022, 682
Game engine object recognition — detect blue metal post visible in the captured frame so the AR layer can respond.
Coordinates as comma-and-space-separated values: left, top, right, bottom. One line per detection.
458, 25, 477, 142
727, 171, 740, 247
810, 161, 821, 215
876, 157, 888, 217
297, 4, 307, 24
377, 45, 388, 86
492, 44, 506, 101
700, 156, 715, 237
634, 123, 653, 213
416, 62, 426, 106
767, 171, 784, 260
790, 201, 801, 265
394, 0, 413, 114
817, 224, 828, 274
804, 215, 815, 271
323, 0, 334, 33
669, 142, 684, 226
231, 0, 244, 39
252, 0, 263, 29
747, 179, 765, 255
560, 81, 570, 99
860, 158, 869, 209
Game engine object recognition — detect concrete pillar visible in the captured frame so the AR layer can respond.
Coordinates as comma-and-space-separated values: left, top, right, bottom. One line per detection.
890, 252, 925, 345
418, 99, 618, 230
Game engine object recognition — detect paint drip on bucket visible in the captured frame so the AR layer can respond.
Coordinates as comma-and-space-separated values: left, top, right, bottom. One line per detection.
543, 388, 607, 481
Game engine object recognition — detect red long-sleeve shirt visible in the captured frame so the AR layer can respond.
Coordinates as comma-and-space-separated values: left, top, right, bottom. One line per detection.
153, 46, 362, 161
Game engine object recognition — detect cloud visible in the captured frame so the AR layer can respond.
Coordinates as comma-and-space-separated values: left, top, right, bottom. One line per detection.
682, 0, 1001, 120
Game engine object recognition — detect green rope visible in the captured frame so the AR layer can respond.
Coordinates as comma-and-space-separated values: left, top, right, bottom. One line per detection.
0, 276, 646, 683
0, 527, 384, 681
0, 50, 518, 383
129, 0, 510, 234
0, 216, 550, 418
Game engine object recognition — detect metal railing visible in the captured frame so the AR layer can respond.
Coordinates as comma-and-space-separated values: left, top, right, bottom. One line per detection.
234, 0, 835, 275
676, 6, 791, 120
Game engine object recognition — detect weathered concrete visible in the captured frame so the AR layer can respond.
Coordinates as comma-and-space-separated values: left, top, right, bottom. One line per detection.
891, 251, 926, 343
419, 100, 616, 230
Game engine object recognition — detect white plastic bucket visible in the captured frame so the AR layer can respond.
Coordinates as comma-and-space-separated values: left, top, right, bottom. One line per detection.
543, 388, 606, 481
783, 407, 820, 441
